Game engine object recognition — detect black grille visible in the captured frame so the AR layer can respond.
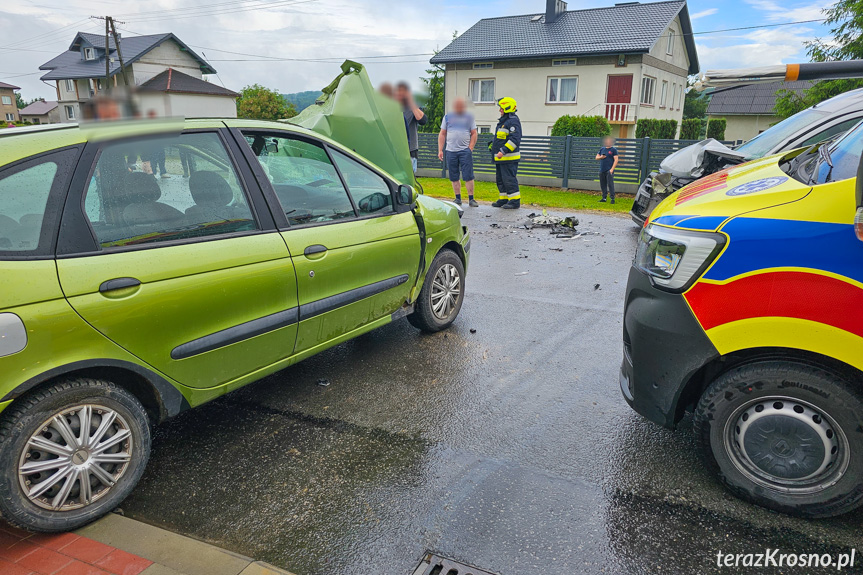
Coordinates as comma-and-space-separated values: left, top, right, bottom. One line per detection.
412, 552, 498, 575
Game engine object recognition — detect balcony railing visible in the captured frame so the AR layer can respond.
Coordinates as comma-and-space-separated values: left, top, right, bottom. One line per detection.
604, 103, 637, 123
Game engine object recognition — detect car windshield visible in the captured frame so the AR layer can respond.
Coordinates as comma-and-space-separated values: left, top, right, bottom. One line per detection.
735, 107, 831, 160
812, 119, 863, 184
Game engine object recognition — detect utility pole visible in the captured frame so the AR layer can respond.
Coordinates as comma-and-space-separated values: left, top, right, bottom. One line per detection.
90, 16, 129, 91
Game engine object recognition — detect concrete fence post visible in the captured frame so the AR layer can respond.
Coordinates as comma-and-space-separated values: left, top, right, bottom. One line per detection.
562, 135, 573, 189
441, 149, 447, 179
639, 137, 651, 182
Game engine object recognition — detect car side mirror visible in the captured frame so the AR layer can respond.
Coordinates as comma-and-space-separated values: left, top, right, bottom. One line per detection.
396, 184, 417, 206
856, 154, 863, 241
265, 140, 279, 154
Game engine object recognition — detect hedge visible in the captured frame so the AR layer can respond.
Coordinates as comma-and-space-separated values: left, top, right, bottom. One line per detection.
550, 115, 611, 138
707, 118, 727, 140
680, 118, 701, 140
635, 118, 678, 139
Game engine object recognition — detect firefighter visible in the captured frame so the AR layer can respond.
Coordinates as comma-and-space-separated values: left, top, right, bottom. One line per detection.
489, 97, 522, 209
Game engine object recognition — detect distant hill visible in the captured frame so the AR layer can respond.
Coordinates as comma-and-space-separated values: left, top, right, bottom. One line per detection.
282, 91, 323, 113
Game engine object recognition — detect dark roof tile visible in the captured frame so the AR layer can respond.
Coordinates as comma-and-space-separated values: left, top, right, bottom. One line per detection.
707, 80, 814, 115
139, 68, 238, 97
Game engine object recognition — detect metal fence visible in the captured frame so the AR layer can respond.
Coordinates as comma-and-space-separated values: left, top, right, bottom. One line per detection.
418, 133, 741, 188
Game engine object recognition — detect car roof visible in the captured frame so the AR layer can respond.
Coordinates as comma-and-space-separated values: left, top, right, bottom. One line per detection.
810, 88, 863, 112
0, 118, 399, 183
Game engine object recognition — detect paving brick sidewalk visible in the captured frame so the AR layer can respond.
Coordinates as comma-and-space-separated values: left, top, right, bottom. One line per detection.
0, 515, 293, 575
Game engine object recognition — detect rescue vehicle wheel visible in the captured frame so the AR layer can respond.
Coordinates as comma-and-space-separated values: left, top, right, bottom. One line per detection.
694, 361, 863, 518
408, 249, 464, 333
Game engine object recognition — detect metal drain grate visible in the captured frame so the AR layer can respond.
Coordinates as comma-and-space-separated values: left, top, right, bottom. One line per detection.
412, 552, 499, 575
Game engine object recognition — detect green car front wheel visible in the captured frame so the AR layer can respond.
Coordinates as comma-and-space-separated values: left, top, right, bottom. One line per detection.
0, 378, 151, 532
408, 249, 465, 333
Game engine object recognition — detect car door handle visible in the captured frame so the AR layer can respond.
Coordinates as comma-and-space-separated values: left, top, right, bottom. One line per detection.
99, 277, 142, 293
304, 245, 328, 257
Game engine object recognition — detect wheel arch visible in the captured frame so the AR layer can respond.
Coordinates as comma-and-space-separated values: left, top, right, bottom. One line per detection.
1, 359, 190, 424
674, 347, 863, 423
439, 240, 466, 267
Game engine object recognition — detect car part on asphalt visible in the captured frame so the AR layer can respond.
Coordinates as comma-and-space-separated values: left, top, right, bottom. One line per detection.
412, 552, 498, 575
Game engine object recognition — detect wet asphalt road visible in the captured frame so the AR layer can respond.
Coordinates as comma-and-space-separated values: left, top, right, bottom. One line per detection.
122, 204, 863, 575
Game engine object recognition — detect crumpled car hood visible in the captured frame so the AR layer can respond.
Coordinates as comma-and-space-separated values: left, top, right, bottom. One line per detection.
649, 152, 812, 231
660, 138, 747, 178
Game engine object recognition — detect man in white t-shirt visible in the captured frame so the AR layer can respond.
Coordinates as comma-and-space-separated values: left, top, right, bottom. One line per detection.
438, 98, 478, 206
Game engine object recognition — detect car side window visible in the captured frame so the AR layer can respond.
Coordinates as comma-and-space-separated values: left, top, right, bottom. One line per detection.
0, 157, 63, 253
799, 118, 863, 147
83, 132, 257, 249
243, 133, 356, 226
329, 149, 394, 215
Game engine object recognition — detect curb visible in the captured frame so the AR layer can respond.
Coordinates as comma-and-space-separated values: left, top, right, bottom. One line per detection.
75, 513, 295, 575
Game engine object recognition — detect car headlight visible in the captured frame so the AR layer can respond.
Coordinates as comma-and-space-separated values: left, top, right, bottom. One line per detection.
634, 224, 725, 291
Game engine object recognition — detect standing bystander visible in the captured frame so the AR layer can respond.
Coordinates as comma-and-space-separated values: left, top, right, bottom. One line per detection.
396, 82, 428, 174
438, 98, 478, 206
595, 136, 619, 204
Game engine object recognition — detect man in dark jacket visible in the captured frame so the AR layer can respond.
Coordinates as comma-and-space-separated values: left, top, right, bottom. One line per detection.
396, 82, 428, 174
489, 97, 522, 209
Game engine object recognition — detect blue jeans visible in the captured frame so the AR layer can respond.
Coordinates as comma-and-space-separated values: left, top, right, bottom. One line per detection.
446, 149, 475, 182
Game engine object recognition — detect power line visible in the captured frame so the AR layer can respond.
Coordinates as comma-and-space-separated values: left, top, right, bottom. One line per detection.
126, 0, 318, 23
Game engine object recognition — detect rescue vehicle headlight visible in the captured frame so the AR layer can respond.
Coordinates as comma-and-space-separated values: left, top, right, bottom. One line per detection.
635, 224, 725, 291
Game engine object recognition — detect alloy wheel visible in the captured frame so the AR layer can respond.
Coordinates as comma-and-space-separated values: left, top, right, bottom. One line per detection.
18, 404, 133, 511
430, 263, 461, 320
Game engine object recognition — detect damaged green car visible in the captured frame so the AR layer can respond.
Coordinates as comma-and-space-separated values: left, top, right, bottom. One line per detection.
0, 63, 469, 532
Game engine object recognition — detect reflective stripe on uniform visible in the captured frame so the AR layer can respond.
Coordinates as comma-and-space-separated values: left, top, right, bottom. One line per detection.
496, 130, 509, 139
504, 140, 516, 151
507, 192, 521, 199
495, 151, 521, 161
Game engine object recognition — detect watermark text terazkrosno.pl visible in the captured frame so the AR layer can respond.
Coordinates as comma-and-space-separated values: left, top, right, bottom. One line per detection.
716, 549, 857, 570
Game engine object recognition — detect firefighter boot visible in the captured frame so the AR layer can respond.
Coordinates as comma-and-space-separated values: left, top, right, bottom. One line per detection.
502, 199, 521, 209
492, 198, 508, 207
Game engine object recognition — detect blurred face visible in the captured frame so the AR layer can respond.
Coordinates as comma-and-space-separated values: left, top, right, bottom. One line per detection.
453, 98, 466, 115
396, 85, 409, 103
499, 107, 505, 116
604, 137, 615, 147
379, 83, 394, 99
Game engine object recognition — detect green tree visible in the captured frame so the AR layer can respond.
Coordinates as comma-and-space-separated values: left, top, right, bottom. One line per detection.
707, 118, 726, 140
15, 93, 25, 109
680, 118, 702, 140
773, 0, 863, 120
236, 84, 297, 121
420, 64, 444, 134
550, 115, 611, 137
683, 89, 707, 119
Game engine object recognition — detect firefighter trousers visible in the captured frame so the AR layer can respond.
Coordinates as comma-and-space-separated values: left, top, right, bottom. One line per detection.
495, 161, 520, 200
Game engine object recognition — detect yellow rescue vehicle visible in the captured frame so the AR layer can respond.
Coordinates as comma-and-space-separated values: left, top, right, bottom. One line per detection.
622, 120, 863, 518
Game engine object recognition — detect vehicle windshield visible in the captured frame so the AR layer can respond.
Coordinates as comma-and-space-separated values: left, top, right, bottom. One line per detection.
735, 107, 830, 160
812, 119, 863, 184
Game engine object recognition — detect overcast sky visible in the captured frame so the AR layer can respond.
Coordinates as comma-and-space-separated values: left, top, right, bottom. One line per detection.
0, 0, 835, 102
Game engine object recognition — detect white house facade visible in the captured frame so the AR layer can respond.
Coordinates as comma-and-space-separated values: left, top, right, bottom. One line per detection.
431, 0, 699, 139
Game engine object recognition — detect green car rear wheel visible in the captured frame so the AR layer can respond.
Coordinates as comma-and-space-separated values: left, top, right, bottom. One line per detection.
0, 378, 151, 532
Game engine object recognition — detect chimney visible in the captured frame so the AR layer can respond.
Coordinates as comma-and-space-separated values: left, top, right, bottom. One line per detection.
546, 0, 567, 24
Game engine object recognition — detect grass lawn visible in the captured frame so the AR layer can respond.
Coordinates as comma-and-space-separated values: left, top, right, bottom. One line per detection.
417, 177, 633, 214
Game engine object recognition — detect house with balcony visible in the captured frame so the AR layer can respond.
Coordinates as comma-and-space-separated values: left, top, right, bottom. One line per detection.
39, 31, 236, 122
0, 82, 20, 123
430, 0, 699, 138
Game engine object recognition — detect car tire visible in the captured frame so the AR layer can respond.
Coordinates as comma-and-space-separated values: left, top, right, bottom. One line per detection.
694, 361, 863, 518
0, 378, 151, 532
408, 248, 465, 333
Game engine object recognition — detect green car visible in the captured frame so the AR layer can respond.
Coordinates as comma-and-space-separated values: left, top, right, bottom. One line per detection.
0, 119, 469, 532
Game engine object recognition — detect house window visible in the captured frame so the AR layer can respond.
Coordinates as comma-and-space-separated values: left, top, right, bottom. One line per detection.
672, 84, 679, 109
547, 77, 578, 103
667, 31, 674, 55
1, 96, 10, 106
4, 113, 14, 121
473, 62, 493, 70
552, 59, 576, 66
83, 47, 95, 60
64, 79, 74, 92
469, 79, 496, 103
478, 126, 491, 134
641, 76, 656, 105
64, 105, 75, 120
660, 81, 668, 107
679, 85, 684, 109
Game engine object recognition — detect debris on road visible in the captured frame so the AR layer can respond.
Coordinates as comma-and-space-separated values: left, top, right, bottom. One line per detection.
515, 272, 529, 276
594, 283, 601, 290
316, 379, 331, 387
470, 328, 477, 334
